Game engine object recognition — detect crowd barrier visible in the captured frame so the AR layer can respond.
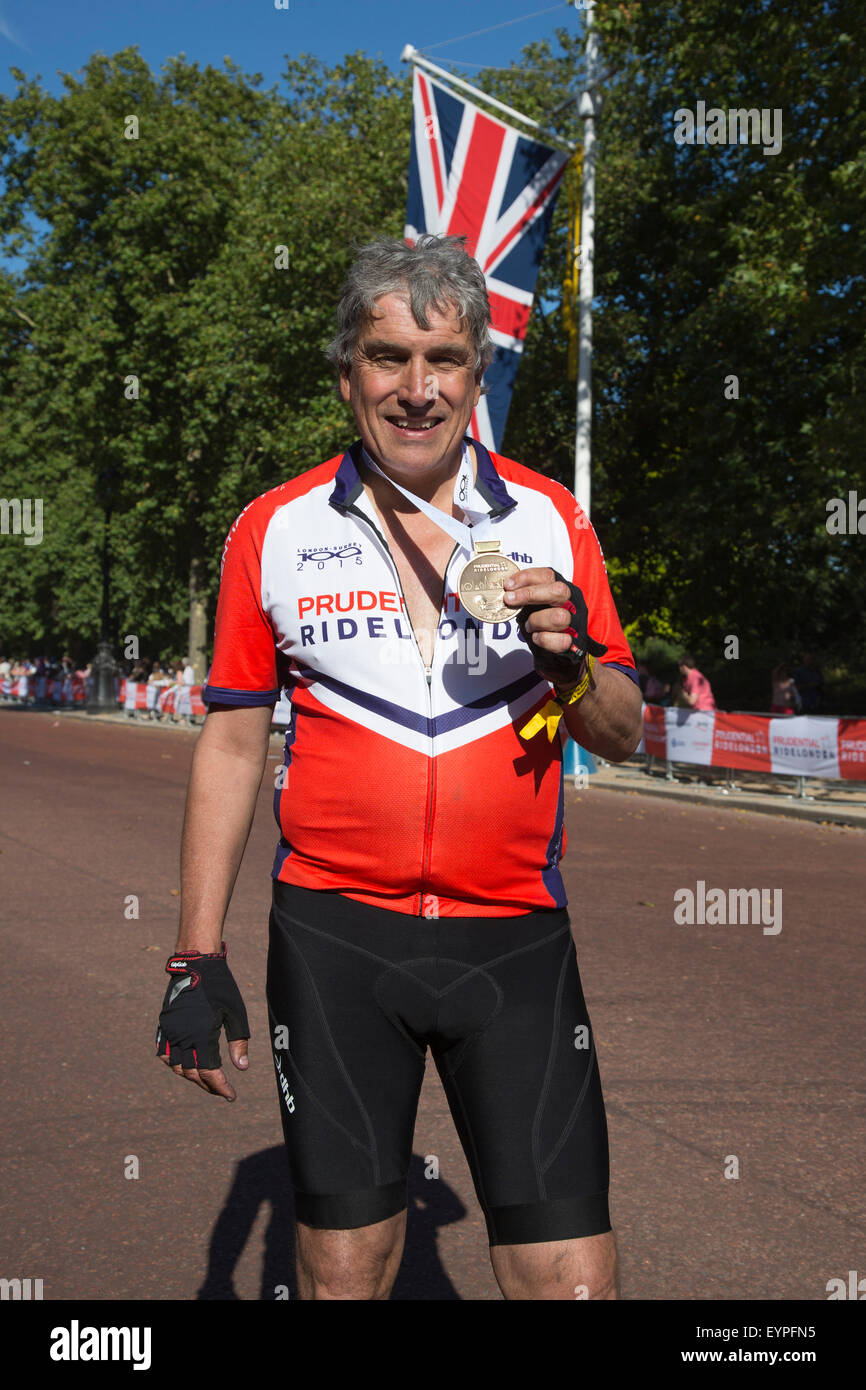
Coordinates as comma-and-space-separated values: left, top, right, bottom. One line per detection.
119, 680, 207, 719
637, 707, 866, 781
2, 674, 88, 704
3, 675, 283, 725
7, 680, 863, 776
1, 675, 208, 719
121, 682, 291, 723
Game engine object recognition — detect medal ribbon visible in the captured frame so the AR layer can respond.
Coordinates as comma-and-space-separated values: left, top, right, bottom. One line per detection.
360, 441, 491, 558
519, 654, 596, 742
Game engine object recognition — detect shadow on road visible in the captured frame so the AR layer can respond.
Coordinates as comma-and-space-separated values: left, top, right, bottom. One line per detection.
197, 1149, 466, 1300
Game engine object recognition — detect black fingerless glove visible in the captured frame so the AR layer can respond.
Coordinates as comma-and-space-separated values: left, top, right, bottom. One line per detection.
515, 569, 608, 684
155, 945, 250, 1070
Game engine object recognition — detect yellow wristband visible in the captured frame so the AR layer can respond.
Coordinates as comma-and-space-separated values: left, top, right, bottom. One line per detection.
519, 654, 596, 742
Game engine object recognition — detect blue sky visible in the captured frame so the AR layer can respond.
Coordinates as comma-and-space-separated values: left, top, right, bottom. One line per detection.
0, 0, 587, 274
0, 0, 584, 96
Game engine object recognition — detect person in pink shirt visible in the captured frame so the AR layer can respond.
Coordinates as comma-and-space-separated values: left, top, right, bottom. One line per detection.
770, 660, 801, 716
677, 653, 716, 710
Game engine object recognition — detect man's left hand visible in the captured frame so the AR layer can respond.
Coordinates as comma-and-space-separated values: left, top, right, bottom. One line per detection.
503, 568, 607, 684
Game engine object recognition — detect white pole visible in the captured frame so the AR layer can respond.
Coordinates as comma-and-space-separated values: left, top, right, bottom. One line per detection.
574, 2, 598, 518
400, 44, 576, 152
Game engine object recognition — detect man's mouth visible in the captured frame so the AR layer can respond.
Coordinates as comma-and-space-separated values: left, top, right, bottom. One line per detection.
387, 417, 443, 434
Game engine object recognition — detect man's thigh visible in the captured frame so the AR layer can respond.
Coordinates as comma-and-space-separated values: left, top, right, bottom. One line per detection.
267, 882, 428, 1230
432, 915, 612, 1250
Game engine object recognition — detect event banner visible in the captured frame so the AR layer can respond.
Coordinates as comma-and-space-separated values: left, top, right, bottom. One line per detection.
637, 707, 866, 782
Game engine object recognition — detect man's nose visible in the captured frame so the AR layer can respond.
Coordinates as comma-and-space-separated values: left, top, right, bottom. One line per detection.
396, 357, 433, 406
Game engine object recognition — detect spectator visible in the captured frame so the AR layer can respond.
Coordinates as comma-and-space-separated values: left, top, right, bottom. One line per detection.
181, 657, 196, 686
793, 651, 823, 714
644, 662, 671, 706
677, 653, 716, 711
770, 661, 801, 716
148, 661, 169, 684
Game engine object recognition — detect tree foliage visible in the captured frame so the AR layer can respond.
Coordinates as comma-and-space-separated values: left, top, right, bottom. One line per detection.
0, 49, 409, 668
0, 5, 863, 709
489, 0, 866, 707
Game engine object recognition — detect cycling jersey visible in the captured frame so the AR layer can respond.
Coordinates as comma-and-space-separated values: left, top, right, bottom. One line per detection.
203, 438, 637, 917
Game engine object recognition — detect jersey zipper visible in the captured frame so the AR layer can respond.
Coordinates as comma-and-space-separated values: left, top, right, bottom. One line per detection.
418, 540, 458, 915
342, 501, 457, 915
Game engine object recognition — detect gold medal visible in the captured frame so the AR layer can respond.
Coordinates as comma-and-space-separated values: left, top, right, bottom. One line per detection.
457, 540, 521, 624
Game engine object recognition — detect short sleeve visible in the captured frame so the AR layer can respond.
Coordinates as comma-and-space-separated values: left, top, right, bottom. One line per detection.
202, 501, 280, 708
571, 504, 639, 687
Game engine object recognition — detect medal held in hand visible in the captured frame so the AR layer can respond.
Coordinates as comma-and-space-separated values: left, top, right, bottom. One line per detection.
457, 541, 521, 624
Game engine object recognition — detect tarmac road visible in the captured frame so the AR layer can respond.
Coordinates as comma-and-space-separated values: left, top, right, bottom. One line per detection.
1, 709, 863, 1300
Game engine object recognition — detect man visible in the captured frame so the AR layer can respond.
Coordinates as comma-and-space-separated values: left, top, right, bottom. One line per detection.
793, 651, 823, 714
156, 234, 642, 1300
677, 653, 716, 711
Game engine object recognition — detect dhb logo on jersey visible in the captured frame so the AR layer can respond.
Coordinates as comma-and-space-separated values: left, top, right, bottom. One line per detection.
274, 1050, 296, 1114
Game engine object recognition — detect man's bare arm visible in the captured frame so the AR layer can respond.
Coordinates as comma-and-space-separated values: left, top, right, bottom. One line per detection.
559, 660, 643, 762
156, 704, 273, 1100
176, 703, 274, 952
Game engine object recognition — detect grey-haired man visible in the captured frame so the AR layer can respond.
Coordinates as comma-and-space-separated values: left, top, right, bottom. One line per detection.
157, 235, 642, 1300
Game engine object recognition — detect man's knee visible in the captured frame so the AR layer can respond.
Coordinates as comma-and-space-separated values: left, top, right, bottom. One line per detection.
491, 1229, 618, 1301
296, 1211, 406, 1300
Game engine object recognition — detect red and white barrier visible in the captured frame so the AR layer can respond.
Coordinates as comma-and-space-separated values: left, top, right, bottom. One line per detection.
5, 677, 860, 776
639, 707, 866, 781
121, 682, 206, 718
2, 674, 88, 704
123, 681, 289, 724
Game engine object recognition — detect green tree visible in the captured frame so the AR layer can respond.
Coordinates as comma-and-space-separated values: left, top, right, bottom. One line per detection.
2, 11, 864, 712
0, 49, 409, 670
473, 2, 865, 706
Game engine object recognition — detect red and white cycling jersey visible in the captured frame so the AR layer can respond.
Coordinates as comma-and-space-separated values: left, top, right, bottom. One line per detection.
204, 438, 637, 917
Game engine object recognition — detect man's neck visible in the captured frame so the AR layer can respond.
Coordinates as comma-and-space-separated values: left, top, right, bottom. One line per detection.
360, 442, 476, 518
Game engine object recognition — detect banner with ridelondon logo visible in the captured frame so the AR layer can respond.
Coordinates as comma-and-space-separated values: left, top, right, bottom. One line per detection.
635, 707, 858, 784
711, 712, 772, 772
837, 718, 866, 781
769, 715, 840, 780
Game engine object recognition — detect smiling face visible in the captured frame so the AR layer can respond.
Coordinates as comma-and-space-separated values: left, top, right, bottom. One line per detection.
339, 292, 482, 485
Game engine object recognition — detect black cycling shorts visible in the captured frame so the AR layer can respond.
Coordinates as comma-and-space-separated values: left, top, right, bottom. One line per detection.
266, 880, 611, 1246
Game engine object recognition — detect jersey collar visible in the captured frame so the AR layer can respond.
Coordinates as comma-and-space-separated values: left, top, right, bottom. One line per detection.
329, 437, 518, 520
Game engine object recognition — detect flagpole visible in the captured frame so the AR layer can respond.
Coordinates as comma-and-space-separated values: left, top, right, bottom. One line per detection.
574, 1, 598, 519
400, 45, 576, 152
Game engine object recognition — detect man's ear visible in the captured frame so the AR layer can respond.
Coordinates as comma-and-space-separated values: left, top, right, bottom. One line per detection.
339, 372, 352, 403
473, 375, 482, 407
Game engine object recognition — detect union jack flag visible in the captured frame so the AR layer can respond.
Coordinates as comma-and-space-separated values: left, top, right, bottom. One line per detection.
405, 67, 570, 452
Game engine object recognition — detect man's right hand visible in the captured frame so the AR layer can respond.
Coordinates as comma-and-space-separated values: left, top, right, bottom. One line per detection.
155, 944, 250, 1101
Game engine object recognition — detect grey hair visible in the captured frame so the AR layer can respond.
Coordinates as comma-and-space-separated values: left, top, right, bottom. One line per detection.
325, 234, 494, 383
